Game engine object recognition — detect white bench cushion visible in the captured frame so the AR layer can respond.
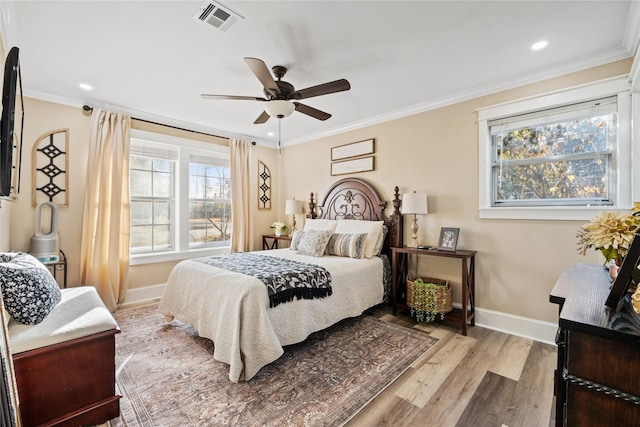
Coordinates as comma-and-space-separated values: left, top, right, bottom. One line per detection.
8, 287, 119, 354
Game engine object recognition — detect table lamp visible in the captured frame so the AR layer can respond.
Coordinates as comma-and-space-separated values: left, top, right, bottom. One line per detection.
285, 199, 303, 231
402, 191, 428, 248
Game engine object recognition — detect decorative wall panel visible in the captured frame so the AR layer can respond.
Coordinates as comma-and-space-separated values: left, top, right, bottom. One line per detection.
32, 129, 69, 207
258, 160, 271, 210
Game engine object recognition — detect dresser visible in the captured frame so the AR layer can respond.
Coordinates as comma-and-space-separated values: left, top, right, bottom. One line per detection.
550, 264, 640, 426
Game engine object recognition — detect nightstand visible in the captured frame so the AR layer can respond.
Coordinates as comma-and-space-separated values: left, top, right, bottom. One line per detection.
262, 234, 292, 250
43, 250, 67, 288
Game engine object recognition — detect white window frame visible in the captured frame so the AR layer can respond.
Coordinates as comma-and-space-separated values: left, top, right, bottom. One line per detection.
477, 76, 635, 220
129, 129, 230, 265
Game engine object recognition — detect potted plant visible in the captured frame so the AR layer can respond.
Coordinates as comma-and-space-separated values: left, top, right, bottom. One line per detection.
407, 277, 452, 323
576, 202, 640, 277
270, 221, 289, 237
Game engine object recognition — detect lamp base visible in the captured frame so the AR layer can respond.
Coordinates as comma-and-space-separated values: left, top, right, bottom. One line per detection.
407, 215, 419, 248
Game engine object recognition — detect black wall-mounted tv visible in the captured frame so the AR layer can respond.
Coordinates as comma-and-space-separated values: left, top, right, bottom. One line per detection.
0, 46, 23, 200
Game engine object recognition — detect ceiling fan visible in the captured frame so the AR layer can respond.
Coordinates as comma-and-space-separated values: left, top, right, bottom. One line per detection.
201, 57, 351, 124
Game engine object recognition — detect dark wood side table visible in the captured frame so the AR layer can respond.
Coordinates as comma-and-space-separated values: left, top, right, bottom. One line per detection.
44, 250, 67, 288
262, 234, 292, 250
390, 246, 476, 335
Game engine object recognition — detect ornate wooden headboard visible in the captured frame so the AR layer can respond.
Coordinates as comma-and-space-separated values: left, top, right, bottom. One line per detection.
307, 178, 403, 253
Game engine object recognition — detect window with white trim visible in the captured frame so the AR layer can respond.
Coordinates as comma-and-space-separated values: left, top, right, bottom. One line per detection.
477, 76, 634, 220
490, 97, 616, 207
129, 130, 231, 263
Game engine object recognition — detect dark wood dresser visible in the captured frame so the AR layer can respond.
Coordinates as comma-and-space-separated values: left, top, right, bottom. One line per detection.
550, 263, 640, 426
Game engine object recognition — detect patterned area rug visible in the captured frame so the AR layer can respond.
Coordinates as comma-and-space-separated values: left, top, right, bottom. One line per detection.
111, 304, 437, 426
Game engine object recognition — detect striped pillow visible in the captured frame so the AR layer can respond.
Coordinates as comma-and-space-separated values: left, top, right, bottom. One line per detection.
290, 230, 305, 250
325, 233, 368, 259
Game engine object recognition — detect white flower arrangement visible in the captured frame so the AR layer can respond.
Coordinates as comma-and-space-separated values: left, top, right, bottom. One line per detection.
270, 222, 289, 234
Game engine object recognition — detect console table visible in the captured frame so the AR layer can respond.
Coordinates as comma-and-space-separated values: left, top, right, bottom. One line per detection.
390, 246, 476, 335
550, 263, 640, 426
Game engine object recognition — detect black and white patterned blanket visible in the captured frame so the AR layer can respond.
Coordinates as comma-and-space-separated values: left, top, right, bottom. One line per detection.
193, 253, 332, 307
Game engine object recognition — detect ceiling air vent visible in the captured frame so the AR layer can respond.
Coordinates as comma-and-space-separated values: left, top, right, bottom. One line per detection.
193, 1, 244, 32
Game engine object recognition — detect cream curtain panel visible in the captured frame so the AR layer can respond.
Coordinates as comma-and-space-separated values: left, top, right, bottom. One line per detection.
80, 108, 131, 312
230, 138, 252, 252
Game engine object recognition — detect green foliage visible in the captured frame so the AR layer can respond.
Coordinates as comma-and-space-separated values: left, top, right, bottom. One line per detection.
409, 278, 449, 323
495, 114, 612, 203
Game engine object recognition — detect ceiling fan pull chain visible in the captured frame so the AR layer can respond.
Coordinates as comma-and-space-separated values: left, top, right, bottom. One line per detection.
278, 118, 282, 154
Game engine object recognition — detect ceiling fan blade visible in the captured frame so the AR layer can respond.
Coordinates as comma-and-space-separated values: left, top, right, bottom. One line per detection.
254, 110, 270, 124
293, 102, 331, 121
200, 94, 268, 101
292, 79, 350, 100
244, 57, 280, 97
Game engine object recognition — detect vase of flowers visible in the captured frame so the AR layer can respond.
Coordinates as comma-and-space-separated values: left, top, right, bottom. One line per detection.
576, 203, 640, 270
271, 221, 289, 237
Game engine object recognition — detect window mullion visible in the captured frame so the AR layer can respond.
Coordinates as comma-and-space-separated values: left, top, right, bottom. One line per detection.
177, 146, 190, 252
492, 150, 614, 168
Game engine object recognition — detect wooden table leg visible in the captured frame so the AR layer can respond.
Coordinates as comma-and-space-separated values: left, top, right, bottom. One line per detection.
391, 250, 398, 315
461, 258, 469, 335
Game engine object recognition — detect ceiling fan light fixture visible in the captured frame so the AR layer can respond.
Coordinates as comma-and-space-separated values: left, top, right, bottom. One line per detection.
265, 100, 295, 118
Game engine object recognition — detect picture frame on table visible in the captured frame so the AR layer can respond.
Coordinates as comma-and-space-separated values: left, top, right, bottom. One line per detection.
437, 227, 459, 252
606, 232, 640, 309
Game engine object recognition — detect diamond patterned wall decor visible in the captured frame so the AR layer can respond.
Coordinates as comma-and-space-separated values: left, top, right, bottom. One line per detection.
258, 160, 271, 210
32, 129, 69, 207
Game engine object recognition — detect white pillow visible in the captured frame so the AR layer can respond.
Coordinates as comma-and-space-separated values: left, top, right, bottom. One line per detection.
303, 218, 338, 232
334, 220, 384, 258
373, 224, 389, 256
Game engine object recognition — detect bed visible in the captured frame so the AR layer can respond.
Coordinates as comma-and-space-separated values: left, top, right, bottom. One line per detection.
158, 178, 403, 382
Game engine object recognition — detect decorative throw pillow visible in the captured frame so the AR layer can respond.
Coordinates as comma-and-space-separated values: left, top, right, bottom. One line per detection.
334, 220, 384, 258
289, 230, 305, 251
296, 230, 333, 257
325, 233, 368, 259
0, 252, 61, 325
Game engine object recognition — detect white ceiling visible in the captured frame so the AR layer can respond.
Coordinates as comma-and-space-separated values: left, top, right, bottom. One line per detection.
2, 1, 638, 147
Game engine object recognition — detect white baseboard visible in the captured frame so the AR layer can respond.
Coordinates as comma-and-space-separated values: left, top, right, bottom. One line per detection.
120, 284, 558, 345
474, 307, 558, 345
120, 283, 166, 309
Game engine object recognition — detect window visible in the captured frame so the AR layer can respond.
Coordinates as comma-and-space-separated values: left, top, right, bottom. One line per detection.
478, 76, 634, 220
129, 130, 231, 264
130, 153, 175, 253
188, 154, 231, 248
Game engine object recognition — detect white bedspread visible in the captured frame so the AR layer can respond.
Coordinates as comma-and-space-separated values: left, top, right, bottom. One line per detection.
158, 249, 383, 382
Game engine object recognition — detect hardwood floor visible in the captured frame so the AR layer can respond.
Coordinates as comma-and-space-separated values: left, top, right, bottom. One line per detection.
349, 306, 557, 427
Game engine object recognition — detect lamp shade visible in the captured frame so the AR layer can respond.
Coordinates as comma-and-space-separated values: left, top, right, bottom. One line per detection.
402, 192, 428, 215
285, 199, 303, 215
265, 100, 295, 118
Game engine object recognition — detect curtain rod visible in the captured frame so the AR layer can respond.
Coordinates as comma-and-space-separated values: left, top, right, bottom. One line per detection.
82, 105, 256, 145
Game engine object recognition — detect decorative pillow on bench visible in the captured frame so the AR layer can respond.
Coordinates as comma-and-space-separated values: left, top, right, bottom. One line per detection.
0, 252, 61, 325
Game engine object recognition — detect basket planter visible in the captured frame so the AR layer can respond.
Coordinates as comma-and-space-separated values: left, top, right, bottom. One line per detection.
406, 277, 452, 323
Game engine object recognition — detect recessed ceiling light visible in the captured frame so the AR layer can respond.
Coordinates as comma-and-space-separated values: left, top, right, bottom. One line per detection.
531, 40, 548, 51
79, 82, 93, 91
267, 131, 274, 137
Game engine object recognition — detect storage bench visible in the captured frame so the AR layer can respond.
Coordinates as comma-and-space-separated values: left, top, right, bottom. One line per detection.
7, 287, 120, 427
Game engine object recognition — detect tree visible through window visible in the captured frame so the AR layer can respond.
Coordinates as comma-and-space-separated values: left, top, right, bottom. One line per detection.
129, 136, 231, 257
189, 160, 231, 247
490, 97, 616, 207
